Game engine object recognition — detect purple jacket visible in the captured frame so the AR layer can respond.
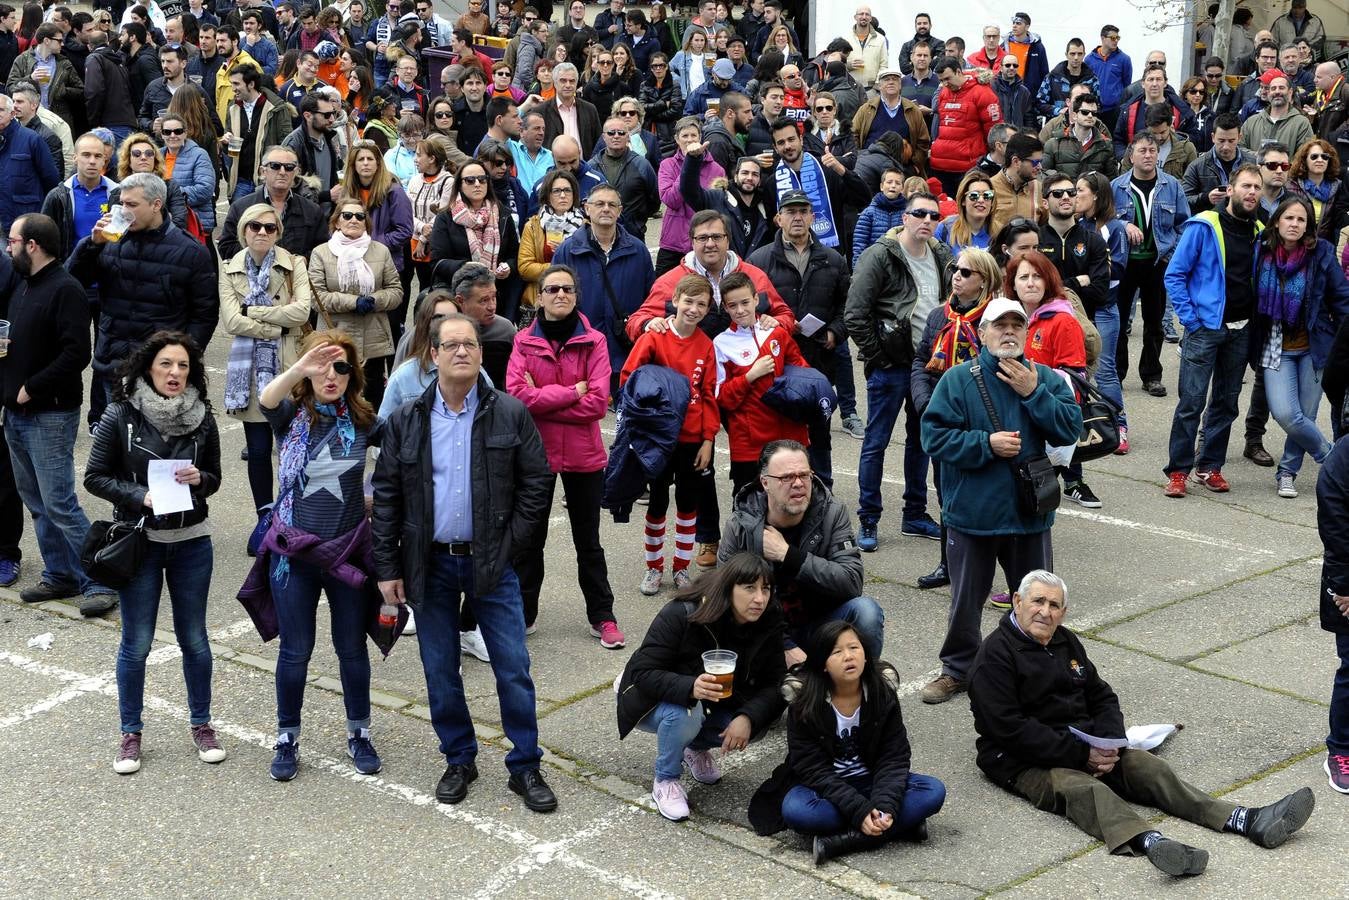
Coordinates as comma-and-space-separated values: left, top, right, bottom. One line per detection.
367, 182, 415, 272
506, 312, 612, 473
658, 151, 724, 253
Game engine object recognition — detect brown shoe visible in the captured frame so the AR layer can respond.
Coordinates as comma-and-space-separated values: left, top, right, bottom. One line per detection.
920, 674, 968, 705
1244, 443, 1275, 467
694, 541, 719, 568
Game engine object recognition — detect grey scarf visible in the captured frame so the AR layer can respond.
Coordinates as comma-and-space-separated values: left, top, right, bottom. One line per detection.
130, 380, 207, 437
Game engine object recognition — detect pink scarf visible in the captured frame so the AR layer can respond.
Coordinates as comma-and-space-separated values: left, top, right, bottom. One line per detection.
450, 197, 501, 270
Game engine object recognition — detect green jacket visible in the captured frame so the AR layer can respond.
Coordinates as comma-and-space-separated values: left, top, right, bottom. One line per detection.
844, 229, 953, 372
7, 50, 84, 125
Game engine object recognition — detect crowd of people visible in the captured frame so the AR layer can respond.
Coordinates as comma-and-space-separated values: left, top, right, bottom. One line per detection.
0, 0, 1344, 875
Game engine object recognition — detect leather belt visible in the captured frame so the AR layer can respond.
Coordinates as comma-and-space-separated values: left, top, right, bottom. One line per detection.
432, 541, 473, 556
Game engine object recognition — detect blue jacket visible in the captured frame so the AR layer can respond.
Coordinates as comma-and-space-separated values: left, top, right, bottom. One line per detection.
992, 74, 1034, 128
1318, 436, 1349, 635
530, 160, 605, 217
242, 35, 279, 76
683, 79, 732, 117
1004, 34, 1050, 100
1035, 61, 1100, 118
1164, 207, 1264, 332
1248, 238, 1349, 369
169, 138, 217, 229
920, 348, 1082, 536
602, 364, 691, 522
1111, 169, 1190, 259
0, 118, 60, 233
852, 194, 906, 268
552, 224, 656, 372
1085, 46, 1133, 111
762, 365, 837, 424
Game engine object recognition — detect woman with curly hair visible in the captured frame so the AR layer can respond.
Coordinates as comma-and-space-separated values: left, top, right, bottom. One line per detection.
115, 132, 190, 231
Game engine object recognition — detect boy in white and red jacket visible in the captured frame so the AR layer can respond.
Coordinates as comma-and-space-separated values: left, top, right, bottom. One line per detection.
620, 273, 720, 595
713, 271, 810, 497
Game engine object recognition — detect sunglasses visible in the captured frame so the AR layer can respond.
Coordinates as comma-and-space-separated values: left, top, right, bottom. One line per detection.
1047, 187, 1078, 199
541, 284, 577, 295
339, 210, 368, 221
331, 360, 354, 375
434, 110, 453, 118
1186, 88, 1205, 95
246, 221, 279, 234
1263, 161, 1292, 171
129, 148, 156, 159
618, 109, 639, 116
951, 265, 979, 278
161, 127, 185, 136
906, 208, 942, 220
604, 128, 627, 136
814, 104, 834, 112
1309, 152, 1331, 161
460, 175, 489, 184
264, 161, 299, 171
965, 189, 995, 201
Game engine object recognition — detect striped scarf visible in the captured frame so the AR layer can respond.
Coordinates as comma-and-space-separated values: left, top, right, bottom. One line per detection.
271, 400, 355, 582
925, 295, 990, 374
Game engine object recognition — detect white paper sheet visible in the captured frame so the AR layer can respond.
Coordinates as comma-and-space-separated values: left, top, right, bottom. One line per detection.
798, 314, 827, 337
146, 459, 194, 515
1068, 726, 1130, 750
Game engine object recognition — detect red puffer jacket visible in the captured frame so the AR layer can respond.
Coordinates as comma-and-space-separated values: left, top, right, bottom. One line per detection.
930, 76, 1003, 175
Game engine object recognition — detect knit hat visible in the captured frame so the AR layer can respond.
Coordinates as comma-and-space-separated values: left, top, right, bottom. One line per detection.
1261, 67, 1290, 87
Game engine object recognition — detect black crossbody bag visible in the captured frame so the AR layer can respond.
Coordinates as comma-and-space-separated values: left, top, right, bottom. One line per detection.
970, 362, 1060, 518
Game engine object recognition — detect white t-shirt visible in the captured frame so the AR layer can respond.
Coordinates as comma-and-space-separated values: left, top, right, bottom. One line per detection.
831, 702, 869, 778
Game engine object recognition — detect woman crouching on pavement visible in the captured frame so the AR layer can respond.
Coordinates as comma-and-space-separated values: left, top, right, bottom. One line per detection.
616, 552, 786, 821
255, 331, 385, 782
748, 620, 947, 865
85, 331, 223, 775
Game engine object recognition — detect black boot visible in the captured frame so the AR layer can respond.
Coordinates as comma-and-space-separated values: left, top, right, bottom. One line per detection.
811, 830, 886, 866
917, 562, 949, 589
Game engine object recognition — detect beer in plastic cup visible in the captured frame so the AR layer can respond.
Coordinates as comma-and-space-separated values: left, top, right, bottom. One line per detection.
0, 320, 9, 358
103, 206, 133, 242
227, 135, 243, 157
707, 98, 720, 115
701, 649, 737, 699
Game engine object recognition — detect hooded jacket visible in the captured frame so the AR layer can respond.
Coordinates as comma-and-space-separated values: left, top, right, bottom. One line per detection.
657, 150, 725, 253
992, 73, 1033, 128
852, 194, 908, 267
1041, 121, 1118, 180
627, 253, 795, 341
1036, 61, 1100, 119
930, 75, 1002, 175
1004, 32, 1050, 99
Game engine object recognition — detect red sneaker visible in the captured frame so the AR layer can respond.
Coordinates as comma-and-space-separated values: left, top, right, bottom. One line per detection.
1194, 469, 1230, 492
1164, 472, 1188, 498
1114, 427, 1130, 455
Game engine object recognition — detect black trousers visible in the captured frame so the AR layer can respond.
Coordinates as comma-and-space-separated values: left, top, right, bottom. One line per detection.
362, 357, 386, 410
1116, 255, 1168, 385
654, 247, 685, 277
0, 423, 24, 562
515, 469, 616, 626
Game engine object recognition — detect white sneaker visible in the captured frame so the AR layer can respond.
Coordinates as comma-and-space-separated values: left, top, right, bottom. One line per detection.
683, 747, 722, 784
651, 778, 689, 821
402, 606, 417, 635
1276, 473, 1298, 498
460, 627, 490, 662
639, 568, 663, 596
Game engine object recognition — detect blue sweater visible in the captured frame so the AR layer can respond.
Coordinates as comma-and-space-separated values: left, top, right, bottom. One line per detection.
852, 194, 906, 268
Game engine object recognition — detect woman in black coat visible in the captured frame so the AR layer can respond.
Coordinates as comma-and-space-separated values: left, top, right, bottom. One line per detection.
748, 620, 947, 866
428, 161, 523, 321
638, 52, 684, 159
1318, 433, 1349, 792
616, 553, 786, 822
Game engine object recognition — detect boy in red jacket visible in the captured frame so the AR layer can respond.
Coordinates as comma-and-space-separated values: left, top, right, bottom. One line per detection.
712, 271, 810, 497
620, 274, 720, 595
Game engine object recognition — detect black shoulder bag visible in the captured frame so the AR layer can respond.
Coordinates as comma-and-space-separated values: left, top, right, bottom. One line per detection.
970, 362, 1060, 518
597, 261, 634, 353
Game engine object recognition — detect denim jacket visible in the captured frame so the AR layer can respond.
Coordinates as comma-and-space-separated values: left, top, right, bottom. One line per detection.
1111, 169, 1191, 260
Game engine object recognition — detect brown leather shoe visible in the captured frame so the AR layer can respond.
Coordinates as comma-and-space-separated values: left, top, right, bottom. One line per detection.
694, 541, 719, 568
1244, 443, 1275, 467
920, 674, 968, 704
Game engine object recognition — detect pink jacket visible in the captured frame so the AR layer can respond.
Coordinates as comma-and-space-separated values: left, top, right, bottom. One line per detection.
658, 151, 725, 253
506, 313, 612, 473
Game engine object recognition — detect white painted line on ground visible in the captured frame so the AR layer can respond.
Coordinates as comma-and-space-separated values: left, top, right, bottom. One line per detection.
470, 807, 648, 900
0, 649, 681, 899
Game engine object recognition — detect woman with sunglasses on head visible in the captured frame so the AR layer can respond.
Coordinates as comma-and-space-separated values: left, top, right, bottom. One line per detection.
429, 160, 522, 320
85, 331, 224, 775
1288, 139, 1349, 240
992, 216, 1041, 268
252, 331, 385, 783
160, 114, 216, 240
935, 171, 995, 255
116, 133, 190, 231
507, 265, 624, 647
638, 52, 683, 158
220, 203, 313, 521
338, 139, 414, 350
309, 199, 402, 409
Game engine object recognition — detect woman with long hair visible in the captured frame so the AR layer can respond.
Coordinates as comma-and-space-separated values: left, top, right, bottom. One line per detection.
1252, 196, 1349, 498
748, 620, 946, 864
992, 216, 1041, 268
671, 29, 712, 98
275, 49, 300, 88
346, 65, 374, 125
507, 265, 623, 644
1288, 138, 1348, 240
1179, 75, 1214, 152
160, 114, 216, 237
116, 132, 190, 230
380, 290, 468, 416
615, 552, 786, 822
767, 24, 804, 68
166, 84, 222, 176
518, 169, 584, 312
934, 170, 995, 254
655, 116, 725, 274
338, 139, 414, 351
531, 57, 557, 102
1076, 170, 1131, 452
581, 47, 622, 121
427, 96, 456, 142
911, 247, 1003, 590
638, 52, 683, 158
647, 0, 676, 56
744, 49, 784, 104
254, 331, 385, 782
16, 3, 41, 50
428, 160, 522, 319
407, 137, 454, 297
609, 42, 641, 100
219, 203, 313, 518
85, 332, 224, 775
308, 198, 402, 408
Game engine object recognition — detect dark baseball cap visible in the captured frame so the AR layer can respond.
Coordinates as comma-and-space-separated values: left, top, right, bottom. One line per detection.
778, 190, 812, 208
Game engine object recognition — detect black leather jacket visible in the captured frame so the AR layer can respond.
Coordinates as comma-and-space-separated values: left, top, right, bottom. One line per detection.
84, 399, 222, 531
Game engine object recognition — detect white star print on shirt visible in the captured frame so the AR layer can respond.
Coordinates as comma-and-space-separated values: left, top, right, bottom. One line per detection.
300, 442, 363, 502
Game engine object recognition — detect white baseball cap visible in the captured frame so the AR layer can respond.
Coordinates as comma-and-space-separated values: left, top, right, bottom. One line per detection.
980, 297, 1028, 325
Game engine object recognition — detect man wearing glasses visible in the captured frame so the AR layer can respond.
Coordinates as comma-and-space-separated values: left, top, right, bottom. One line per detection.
590, 115, 657, 238
414, 0, 451, 47
1042, 93, 1117, 179
992, 54, 1033, 128
373, 307, 558, 815
1085, 25, 1132, 129
989, 131, 1042, 236
719, 439, 877, 667
1306, 60, 1349, 138
281, 92, 343, 210
216, 145, 325, 260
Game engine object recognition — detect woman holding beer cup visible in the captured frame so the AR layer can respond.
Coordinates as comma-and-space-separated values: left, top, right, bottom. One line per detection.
748, 620, 947, 866
615, 553, 786, 822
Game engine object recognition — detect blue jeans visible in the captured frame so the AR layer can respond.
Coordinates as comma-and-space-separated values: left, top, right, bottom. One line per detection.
833, 339, 858, 418
1165, 326, 1250, 474
1263, 351, 1331, 477
781, 772, 947, 835
106, 125, 132, 152
232, 179, 256, 203
4, 409, 106, 593
416, 553, 542, 773
857, 366, 928, 526
1329, 633, 1349, 757
271, 556, 371, 737
787, 596, 885, 661
1092, 300, 1127, 429
635, 701, 737, 781
116, 537, 214, 733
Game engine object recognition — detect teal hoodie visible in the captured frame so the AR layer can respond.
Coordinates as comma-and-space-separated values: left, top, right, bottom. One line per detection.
920, 346, 1082, 535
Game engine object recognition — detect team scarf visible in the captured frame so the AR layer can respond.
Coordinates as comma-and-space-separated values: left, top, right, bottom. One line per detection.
925, 294, 991, 374
774, 154, 839, 247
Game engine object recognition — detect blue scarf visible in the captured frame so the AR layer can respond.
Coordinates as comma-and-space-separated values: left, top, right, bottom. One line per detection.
271, 400, 356, 582
775, 154, 839, 247
1300, 178, 1333, 202
224, 249, 280, 412
1256, 243, 1308, 328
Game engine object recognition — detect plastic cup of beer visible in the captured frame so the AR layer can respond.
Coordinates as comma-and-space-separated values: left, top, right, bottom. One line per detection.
0, 320, 9, 358
102, 206, 133, 242
707, 97, 720, 116
701, 649, 737, 699
189, 74, 203, 86
227, 135, 243, 157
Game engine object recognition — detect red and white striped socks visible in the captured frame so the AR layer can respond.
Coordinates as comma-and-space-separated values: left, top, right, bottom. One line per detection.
644, 516, 666, 571
672, 512, 696, 573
